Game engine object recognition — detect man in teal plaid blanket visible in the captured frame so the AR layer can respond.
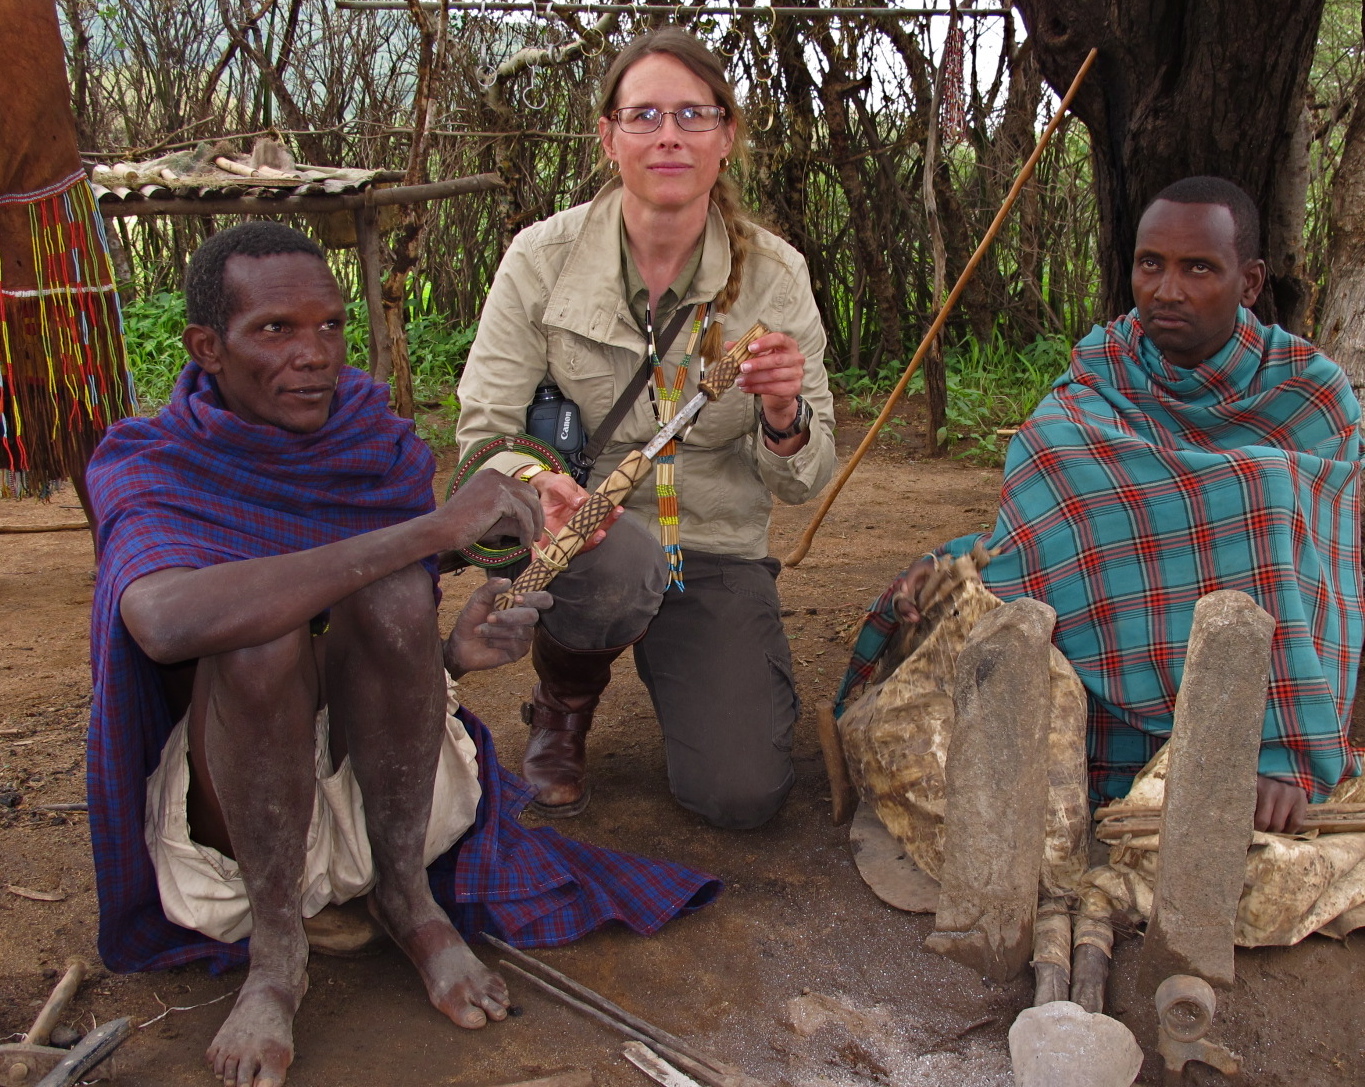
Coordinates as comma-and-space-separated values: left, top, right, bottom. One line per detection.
840, 177, 1362, 836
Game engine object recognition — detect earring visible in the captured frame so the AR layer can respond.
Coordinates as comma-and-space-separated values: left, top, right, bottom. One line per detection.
720, 156, 730, 171
608, 159, 619, 173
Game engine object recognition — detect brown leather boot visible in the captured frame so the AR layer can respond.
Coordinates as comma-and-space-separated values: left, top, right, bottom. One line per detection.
521, 627, 631, 817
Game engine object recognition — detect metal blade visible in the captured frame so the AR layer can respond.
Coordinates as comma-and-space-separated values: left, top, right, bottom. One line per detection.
622, 1042, 706, 1087
640, 389, 708, 460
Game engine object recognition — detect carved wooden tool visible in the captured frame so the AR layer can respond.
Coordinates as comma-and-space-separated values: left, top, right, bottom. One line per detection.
495, 322, 769, 609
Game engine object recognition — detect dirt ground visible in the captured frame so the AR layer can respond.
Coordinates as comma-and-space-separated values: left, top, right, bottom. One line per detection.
3, 408, 1365, 1087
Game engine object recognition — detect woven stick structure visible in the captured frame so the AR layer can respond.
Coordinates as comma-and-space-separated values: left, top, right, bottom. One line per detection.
783, 47, 1099, 568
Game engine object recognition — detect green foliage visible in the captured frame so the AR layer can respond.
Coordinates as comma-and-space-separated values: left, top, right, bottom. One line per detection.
121, 291, 188, 412
120, 292, 476, 446
835, 327, 1071, 464
343, 301, 477, 406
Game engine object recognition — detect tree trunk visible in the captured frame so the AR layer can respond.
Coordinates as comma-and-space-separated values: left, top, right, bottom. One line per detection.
1015, 0, 1324, 331
1316, 6, 1365, 401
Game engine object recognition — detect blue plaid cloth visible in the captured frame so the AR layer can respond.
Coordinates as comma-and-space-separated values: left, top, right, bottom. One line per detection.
87, 362, 719, 974
840, 309, 1363, 803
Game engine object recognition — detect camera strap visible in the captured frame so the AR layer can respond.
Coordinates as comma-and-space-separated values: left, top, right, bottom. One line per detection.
575, 303, 696, 474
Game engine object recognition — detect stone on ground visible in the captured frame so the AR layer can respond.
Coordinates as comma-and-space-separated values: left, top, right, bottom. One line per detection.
1009, 1001, 1142, 1087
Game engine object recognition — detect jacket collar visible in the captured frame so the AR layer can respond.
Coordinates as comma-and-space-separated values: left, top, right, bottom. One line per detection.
543, 178, 731, 348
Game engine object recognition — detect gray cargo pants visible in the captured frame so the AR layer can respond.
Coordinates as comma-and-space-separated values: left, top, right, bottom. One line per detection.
536, 512, 798, 829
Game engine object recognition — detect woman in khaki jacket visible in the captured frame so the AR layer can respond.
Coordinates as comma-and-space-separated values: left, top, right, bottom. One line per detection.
455, 28, 836, 829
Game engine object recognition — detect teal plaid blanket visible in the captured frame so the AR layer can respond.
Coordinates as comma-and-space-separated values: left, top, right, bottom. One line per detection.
840, 309, 1363, 802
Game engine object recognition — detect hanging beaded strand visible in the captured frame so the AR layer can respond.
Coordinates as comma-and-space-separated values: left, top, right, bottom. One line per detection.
0, 171, 131, 497
647, 301, 709, 589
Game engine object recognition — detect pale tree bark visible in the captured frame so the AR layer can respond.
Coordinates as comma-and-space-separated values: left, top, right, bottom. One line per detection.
1316, 3, 1365, 402
1015, 0, 1324, 331
920, 11, 951, 454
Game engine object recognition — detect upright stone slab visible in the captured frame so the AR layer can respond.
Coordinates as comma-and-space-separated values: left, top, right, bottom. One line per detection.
925, 597, 1055, 981
1139, 590, 1273, 992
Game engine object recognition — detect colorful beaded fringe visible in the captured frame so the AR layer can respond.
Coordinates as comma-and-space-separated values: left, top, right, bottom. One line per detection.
648, 302, 709, 590
1, 170, 132, 497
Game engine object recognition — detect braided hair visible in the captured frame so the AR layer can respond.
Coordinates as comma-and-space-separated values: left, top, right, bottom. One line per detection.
596, 27, 755, 367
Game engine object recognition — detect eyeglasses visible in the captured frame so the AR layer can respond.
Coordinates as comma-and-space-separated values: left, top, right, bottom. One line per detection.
610, 105, 728, 134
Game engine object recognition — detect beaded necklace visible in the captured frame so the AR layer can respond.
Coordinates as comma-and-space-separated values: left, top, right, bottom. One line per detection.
646, 300, 710, 589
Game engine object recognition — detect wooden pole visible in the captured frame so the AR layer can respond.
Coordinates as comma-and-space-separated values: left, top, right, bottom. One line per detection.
783, 47, 1099, 568
95, 173, 503, 218
815, 699, 857, 825
24, 959, 87, 1046
354, 205, 394, 383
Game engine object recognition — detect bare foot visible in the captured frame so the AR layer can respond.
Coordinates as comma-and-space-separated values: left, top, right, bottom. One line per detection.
369, 893, 510, 1027
206, 971, 307, 1087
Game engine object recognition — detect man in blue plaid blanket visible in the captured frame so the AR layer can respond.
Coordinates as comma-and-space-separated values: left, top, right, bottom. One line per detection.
840, 177, 1362, 838
86, 222, 718, 1087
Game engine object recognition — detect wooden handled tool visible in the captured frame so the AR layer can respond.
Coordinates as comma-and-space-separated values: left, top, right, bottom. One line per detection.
495, 323, 769, 609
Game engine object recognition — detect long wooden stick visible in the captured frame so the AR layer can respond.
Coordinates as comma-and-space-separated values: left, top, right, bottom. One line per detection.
0, 522, 90, 534
783, 46, 1099, 568
1095, 802, 1365, 840
25, 959, 87, 1045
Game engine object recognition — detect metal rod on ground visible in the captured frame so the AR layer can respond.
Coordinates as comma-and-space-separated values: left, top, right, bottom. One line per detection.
485, 1074, 594, 1087
34, 1017, 132, 1087
497, 961, 752, 1087
484, 934, 736, 1078
782, 46, 1099, 569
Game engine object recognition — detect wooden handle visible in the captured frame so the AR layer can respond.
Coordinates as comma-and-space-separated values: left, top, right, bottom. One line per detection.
25, 958, 87, 1046
815, 699, 857, 826
495, 451, 653, 609
697, 322, 768, 400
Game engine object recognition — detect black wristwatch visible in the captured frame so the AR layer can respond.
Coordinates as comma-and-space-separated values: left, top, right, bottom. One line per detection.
759, 395, 812, 442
